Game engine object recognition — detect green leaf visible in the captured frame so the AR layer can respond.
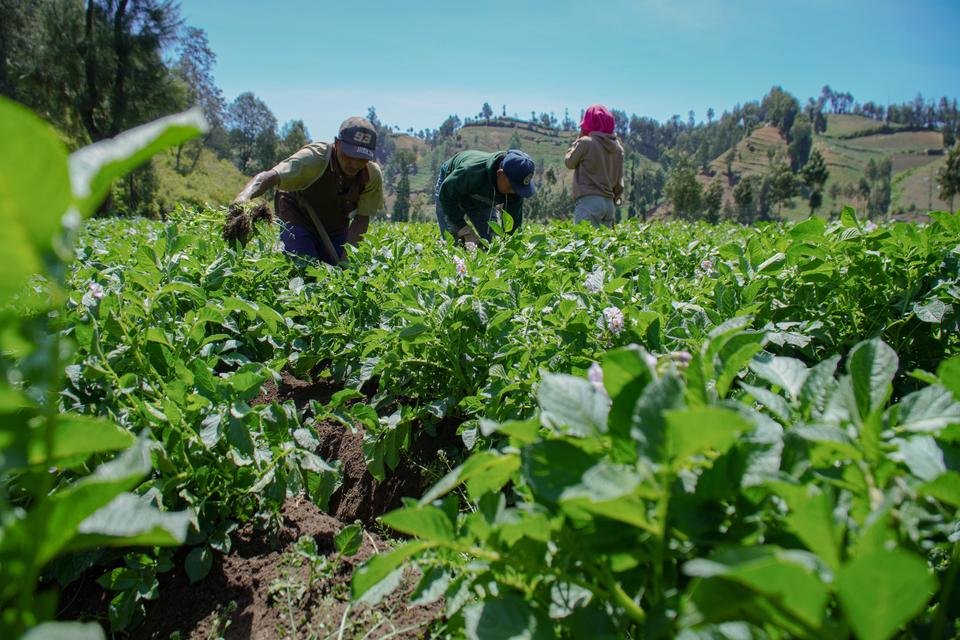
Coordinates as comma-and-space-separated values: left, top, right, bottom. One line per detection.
601, 346, 653, 400
890, 384, 960, 433
463, 595, 553, 640
559, 461, 657, 532
227, 371, 266, 396
0, 97, 70, 302
399, 322, 429, 340
715, 332, 766, 398
185, 545, 213, 584
665, 406, 754, 465
756, 252, 786, 273
789, 216, 826, 240
629, 374, 686, 464
685, 546, 829, 632
351, 541, 430, 602
893, 436, 946, 481
69, 108, 207, 217
410, 567, 451, 607
479, 418, 540, 444
28, 415, 134, 465
419, 451, 520, 505
939, 356, 960, 400
840, 205, 860, 229
19, 437, 154, 567
501, 209, 515, 234
847, 338, 897, 422
688, 316, 754, 404
538, 372, 609, 437
464, 454, 520, 500
918, 471, 960, 506
835, 549, 936, 640
21, 622, 105, 640
522, 440, 595, 505
769, 483, 841, 570
799, 355, 840, 418
69, 493, 192, 550
749, 355, 809, 401
380, 505, 455, 544
913, 299, 949, 323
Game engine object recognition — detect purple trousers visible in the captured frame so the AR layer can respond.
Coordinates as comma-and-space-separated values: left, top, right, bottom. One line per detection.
280, 222, 347, 265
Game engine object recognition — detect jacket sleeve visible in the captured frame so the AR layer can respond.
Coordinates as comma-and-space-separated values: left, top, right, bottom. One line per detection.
564, 137, 586, 169
357, 162, 385, 216
613, 145, 625, 201
273, 143, 330, 191
437, 167, 469, 229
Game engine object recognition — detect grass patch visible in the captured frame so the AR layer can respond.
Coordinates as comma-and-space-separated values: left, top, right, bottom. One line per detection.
154, 145, 247, 214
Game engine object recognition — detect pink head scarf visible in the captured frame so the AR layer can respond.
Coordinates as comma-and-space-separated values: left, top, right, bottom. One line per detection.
580, 104, 615, 136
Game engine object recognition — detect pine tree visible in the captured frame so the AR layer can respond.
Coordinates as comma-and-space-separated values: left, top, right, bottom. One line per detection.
392, 153, 412, 222
703, 176, 724, 223
937, 143, 960, 211
664, 154, 703, 220
801, 148, 829, 215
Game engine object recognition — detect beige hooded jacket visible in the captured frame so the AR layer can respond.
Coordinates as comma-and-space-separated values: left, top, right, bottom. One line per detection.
564, 132, 625, 202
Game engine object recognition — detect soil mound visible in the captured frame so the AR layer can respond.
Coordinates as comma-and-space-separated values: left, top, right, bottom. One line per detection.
132, 499, 440, 639
62, 371, 460, 637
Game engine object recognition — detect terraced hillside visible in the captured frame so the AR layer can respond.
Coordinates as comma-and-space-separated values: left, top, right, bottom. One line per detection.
385, 122, 581, 220
702, 115, 950, 219
392, 113, 951, 222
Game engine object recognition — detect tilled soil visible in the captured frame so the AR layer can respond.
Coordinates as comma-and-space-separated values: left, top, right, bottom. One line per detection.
60, 372, 463, 639
132, 499, 441, 640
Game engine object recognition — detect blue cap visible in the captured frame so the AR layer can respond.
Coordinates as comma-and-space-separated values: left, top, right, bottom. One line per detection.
501, 149, 536, 198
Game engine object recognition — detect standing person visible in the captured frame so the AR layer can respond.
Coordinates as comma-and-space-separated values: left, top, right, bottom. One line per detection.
231, 116, 384, 264
565, 104, 625, 228
435, 149, 536, 245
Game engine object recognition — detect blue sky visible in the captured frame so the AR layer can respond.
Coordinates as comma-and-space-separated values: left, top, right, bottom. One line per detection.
179, 0, 960, 141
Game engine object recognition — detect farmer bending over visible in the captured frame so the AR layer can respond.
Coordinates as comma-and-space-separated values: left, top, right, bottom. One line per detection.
435, 149, 536, 246
232, 117, 384, 264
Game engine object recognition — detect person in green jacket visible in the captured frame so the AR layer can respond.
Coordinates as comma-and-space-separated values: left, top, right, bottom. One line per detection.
435, 149, 536, 245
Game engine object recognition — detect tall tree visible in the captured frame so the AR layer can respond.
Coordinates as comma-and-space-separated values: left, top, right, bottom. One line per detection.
788, 119, 813, 170
733, 175, 757, 223
391, 151, 414, 222
762, 86, 800, 133
767, 161, 796, 217
801, 149, 829, 215
2, 0, 183, 147
227, 92, 277, 172
171, 27, 225, 171
278, 119, 310, 160
703, 176, 725, 223
665, 153, 703, 220
937, 143, 960, 212
365, 106, 396, 164
481, 102, 493, 120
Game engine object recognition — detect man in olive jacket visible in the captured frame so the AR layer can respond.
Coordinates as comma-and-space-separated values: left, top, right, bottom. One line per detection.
435, 149, 536, 245
232, 116, 384, 264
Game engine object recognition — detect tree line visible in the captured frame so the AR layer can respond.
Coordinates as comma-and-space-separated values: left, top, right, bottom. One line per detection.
3, 6, 956, 220
0, 0, 315, 215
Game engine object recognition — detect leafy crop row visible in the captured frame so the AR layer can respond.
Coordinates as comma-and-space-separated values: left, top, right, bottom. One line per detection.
2, 95, 958, 637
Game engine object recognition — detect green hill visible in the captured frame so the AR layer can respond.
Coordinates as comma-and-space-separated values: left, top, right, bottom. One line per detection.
698, 114, 950, 220
153, 145, 248, 215
386, 120, 666, 221
385, 121, 584, 220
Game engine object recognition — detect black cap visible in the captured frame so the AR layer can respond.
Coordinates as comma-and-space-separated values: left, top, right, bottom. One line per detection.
337, 116, 377, 160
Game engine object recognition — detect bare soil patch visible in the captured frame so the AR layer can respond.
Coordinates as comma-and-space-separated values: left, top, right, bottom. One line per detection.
131, 499, 441, 640
61, 371, 463, 638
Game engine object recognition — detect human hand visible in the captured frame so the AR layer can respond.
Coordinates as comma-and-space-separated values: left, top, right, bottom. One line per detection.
456, 225, 480, 247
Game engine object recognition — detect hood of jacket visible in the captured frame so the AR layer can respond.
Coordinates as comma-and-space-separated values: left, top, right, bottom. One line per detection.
589, 131, 621, 152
